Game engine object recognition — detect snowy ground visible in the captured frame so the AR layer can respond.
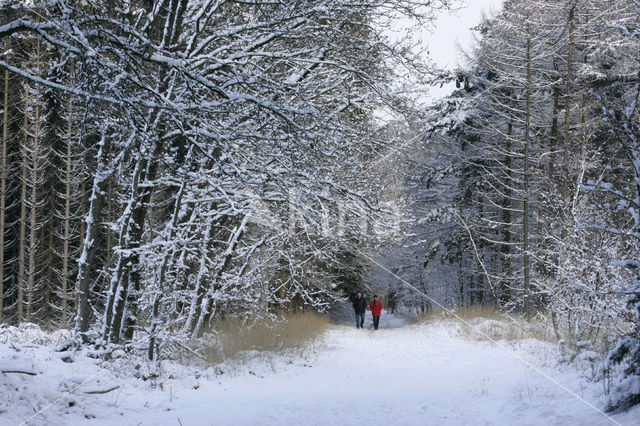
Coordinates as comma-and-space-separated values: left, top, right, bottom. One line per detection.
2, 314, 639, 426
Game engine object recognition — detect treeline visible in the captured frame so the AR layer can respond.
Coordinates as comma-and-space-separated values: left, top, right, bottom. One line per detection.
0, 0, 444, 358
417, 0, 639, 410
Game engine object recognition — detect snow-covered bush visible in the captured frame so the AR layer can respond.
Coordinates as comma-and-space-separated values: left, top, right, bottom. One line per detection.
535, 210, 631, 356
605, 263, 640, 412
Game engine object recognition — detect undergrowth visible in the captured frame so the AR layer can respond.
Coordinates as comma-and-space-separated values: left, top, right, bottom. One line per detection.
415, 305, 556, 343
198, 312, 330, 365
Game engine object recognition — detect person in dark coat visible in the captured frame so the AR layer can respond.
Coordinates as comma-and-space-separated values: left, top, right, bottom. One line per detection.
352, 292, 366, 329
370, 295, 383, 330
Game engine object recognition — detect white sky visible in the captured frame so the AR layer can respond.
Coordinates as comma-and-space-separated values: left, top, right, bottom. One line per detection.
423, 0, 505, 99
377, 1, 505, 121
427, 0, 505, 68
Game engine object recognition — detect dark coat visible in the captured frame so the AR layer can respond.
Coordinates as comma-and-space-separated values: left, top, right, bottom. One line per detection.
352, 296, 367, 314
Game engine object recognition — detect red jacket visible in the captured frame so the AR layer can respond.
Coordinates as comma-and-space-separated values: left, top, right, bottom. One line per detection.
370, 300, 383, 316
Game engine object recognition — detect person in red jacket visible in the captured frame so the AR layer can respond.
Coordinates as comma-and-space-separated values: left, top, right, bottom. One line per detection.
370, 295, 383, 330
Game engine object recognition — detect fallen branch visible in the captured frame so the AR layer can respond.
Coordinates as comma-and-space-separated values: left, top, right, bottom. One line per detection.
2, 369, 37, 375
84, 385, 119, 395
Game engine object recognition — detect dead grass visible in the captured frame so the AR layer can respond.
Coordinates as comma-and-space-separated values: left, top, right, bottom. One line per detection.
201, 312, 330, 364
416, 305, 557, 343
413, 305, 503, 323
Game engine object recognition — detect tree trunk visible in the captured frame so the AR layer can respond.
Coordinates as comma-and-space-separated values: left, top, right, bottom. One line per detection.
523, 26, 532, 319
106, 178, 113, 268
182, 221, 213, 337
106, 148, 160, 343
192, 217, 247, 338
104, 0, 187, 343
44, 181, 55, 319
0, 38, 9, 322
500, 120, 513, 306
26, 74, 41, 322
17, 100, 27, 322
101, 153, 142, 344
148, 179, 187, 360
76, 149, 88, 314
544, 85, 560, 279
60, 63, 74, 327
74, 135, 113, 338
121, 153, 159, 341
561, 6, 575, 241
26, 39, 43, 322
549, 86, 560, 184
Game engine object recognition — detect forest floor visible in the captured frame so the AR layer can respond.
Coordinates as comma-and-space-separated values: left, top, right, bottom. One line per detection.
2, 313, 639, 426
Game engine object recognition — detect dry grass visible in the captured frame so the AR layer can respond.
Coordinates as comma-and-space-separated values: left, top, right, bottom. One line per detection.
413, 305, 503, 324
416, 305, 557, 343
426, 305, 505, 322
201, 312, 330, 364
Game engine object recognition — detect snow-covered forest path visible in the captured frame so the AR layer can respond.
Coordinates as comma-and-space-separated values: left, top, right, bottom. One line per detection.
91, 314, 635, 426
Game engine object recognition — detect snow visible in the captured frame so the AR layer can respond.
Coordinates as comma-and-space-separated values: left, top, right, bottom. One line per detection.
2, 315, 639, 426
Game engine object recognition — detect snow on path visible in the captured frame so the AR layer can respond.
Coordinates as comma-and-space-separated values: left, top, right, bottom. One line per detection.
86, 314, 634, 426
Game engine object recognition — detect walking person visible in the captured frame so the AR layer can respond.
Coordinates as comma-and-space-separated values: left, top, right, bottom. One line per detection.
352, 292, 366, 329
370, 295, 383, 330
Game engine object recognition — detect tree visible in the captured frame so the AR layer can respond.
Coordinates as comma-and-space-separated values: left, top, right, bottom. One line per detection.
0, 38, 9, 322
0, 0, 457, 362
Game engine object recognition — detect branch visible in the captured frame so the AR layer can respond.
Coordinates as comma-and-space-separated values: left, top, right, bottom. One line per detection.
1, 369, 37, 375
84, 385, 119, 394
